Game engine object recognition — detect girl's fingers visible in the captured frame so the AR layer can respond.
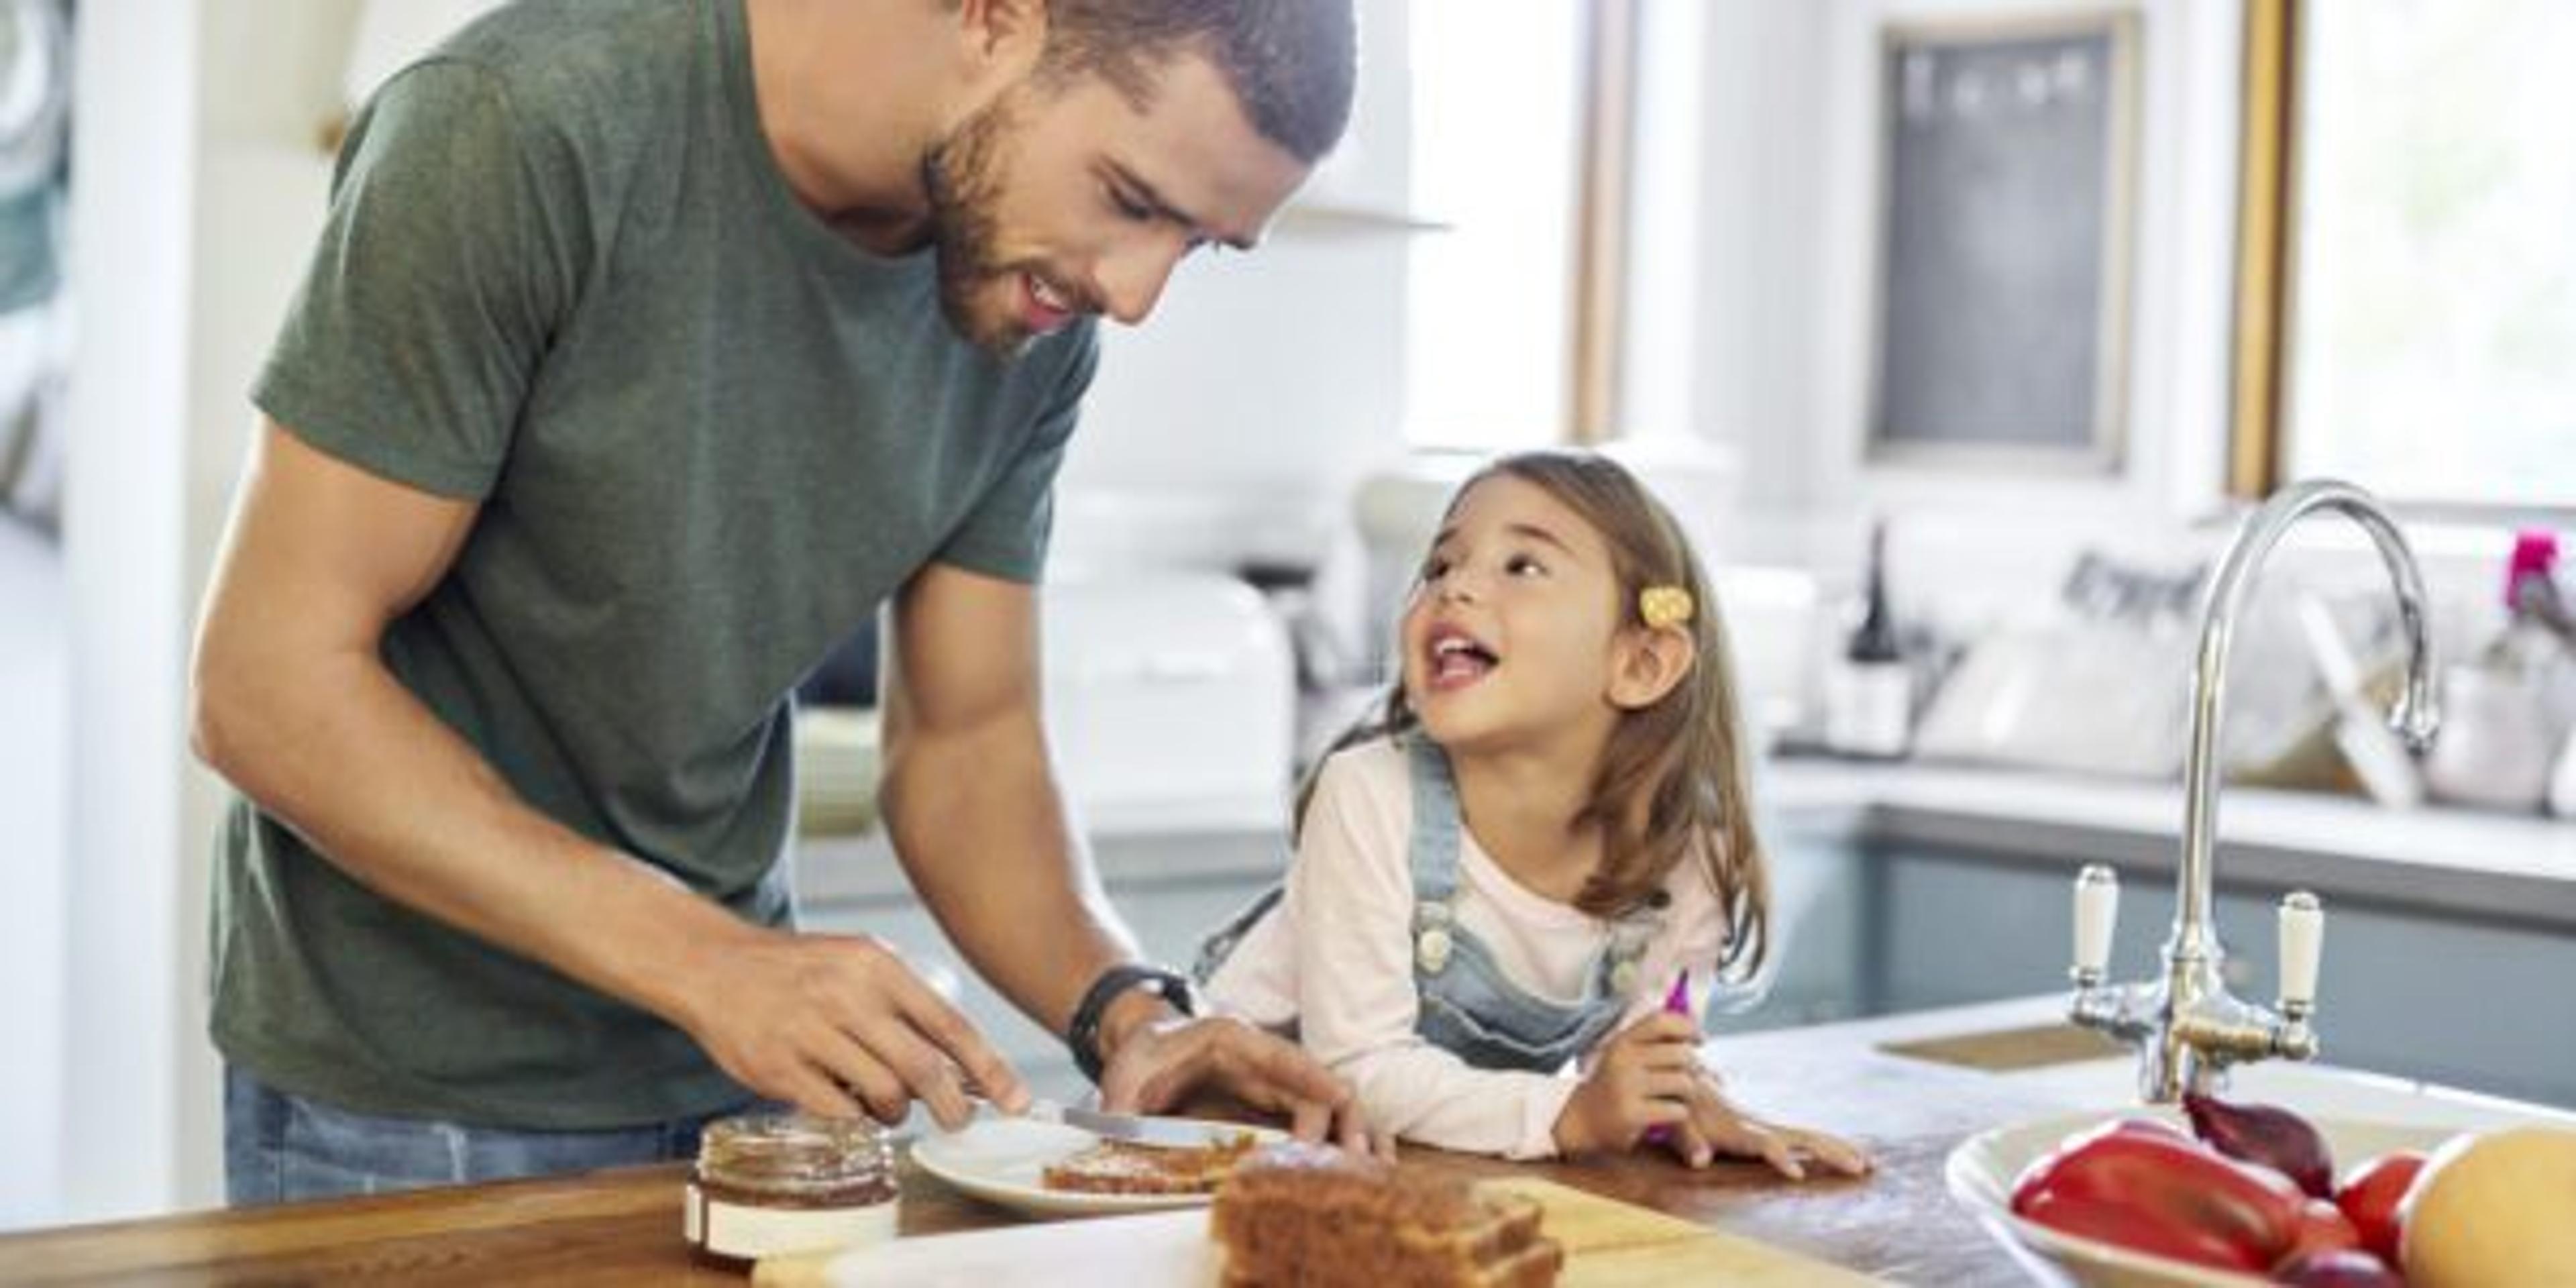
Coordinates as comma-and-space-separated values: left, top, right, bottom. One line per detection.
1641, 1069, 1701, 1104
1611, 1012, 1699, 1048
1670, 1118, 1717, 1169
1625, 1040, 1698, 1073
1788, 1128, 1875, 1177
1737, 1120, 1806, 1181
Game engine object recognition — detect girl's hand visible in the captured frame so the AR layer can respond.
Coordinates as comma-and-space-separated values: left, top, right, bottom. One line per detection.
1552, 1012, 1700, 1157
1670, 1070, 1874, 1180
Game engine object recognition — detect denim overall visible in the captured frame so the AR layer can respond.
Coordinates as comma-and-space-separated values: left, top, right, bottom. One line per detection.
1197, 738, 1662, 1072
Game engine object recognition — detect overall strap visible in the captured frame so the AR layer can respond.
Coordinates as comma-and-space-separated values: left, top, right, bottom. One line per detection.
1404, 736, 1466, 975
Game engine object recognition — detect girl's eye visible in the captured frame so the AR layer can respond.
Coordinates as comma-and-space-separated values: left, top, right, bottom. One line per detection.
1109, 186, 1153, 221
1419, 555, 1452, 582
1505, 553, 1546, 577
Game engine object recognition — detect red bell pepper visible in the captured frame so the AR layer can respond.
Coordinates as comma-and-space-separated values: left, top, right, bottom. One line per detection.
2010, 1118, 2310, 1273
2332, 1150, 2426, 1264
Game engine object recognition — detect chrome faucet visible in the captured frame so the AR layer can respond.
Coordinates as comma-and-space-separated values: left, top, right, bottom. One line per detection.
2068, 479, 2441, 1102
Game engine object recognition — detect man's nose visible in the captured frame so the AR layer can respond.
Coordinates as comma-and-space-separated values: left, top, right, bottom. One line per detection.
1092, 234, 1190, 326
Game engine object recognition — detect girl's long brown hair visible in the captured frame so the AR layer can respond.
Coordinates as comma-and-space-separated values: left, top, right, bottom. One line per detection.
1297, 449, 1771, 984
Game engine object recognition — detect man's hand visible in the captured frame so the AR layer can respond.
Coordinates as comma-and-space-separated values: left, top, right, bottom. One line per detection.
672, 926, 1027, 1129
1096, 1009, 1379, 1154
1670, 1074, 1874, 1180
1552, 1011, 1699, 1157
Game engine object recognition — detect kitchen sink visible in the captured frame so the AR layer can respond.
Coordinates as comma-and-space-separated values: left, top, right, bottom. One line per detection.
1981, 1051, 2572, 1130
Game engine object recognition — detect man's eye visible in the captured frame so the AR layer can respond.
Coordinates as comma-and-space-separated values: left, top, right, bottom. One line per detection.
1110, 187, 1152, 221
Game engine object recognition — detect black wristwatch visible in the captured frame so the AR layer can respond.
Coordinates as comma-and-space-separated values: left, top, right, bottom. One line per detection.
1067, 963, 1195, 1085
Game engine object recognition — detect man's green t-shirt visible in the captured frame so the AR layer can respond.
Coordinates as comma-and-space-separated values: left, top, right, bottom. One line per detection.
216, 0, 1099, 1129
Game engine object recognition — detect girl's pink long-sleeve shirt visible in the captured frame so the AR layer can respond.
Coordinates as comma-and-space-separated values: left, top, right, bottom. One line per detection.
1200, 739, 1733, 1159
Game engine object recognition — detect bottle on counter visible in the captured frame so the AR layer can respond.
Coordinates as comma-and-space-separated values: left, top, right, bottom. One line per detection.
2499, 531, 2576, 816
1825, 518, 1913, 759
2425, 529, 2576, 812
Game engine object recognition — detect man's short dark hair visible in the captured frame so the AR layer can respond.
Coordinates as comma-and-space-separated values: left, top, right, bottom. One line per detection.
1041, 0, 1357, 163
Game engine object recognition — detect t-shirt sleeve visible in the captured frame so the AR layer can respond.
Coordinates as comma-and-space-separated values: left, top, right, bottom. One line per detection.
253, 59, 586, 500
932, 321, 1097, 583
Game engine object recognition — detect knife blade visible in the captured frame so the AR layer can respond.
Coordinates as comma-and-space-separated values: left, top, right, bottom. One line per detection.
1028, 1100, 1255, 1150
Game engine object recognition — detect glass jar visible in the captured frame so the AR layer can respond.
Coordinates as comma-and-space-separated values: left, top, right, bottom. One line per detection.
684, 1112, 900, 1269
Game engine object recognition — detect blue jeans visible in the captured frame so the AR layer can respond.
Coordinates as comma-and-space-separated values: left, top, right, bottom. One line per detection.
223, 1066, 737, 1206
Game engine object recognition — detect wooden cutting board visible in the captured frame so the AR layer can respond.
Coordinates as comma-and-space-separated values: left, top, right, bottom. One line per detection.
755, 1177, 1882, 1287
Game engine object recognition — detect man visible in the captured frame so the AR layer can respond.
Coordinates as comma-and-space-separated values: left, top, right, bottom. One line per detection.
191, 0, 1359, 1203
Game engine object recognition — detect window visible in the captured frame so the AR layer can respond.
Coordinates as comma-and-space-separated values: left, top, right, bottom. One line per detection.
2234, 0, 2576, 511
1402, 0, 1629, 450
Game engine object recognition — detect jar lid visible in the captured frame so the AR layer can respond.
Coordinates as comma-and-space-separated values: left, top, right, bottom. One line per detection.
695, 1112, 895, 1198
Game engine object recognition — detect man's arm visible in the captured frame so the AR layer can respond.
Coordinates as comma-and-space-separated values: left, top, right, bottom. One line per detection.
881, 563, 1364, 1142
193, 419, 1019, 1125
877, 561, 1135, 1039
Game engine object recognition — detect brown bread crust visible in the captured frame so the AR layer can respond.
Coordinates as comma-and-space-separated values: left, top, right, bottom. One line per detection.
1212, 1144, 1563, 1287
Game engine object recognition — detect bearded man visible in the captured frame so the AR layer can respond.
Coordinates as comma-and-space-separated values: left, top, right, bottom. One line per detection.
191, 0, 1359, 1203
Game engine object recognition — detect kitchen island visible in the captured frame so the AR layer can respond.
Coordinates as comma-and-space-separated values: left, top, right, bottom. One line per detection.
0, 1000, 2129, 1286
12, 996, 2551, 1286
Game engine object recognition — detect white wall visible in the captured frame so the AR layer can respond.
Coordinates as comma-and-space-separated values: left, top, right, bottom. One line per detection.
0, 522, 64, 1229
57, 0, 202, 1224
35, 0, 358, 1227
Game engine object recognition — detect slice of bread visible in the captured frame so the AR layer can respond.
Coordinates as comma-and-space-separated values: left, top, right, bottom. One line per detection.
1212, 1143, 1564, 1286
1040, 1133, 1258, 1195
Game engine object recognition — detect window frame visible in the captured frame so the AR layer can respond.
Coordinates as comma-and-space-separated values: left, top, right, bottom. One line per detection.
2228, 0, 2576, 519
1566, 0, 1640, 446
2226, 0, 2294, 500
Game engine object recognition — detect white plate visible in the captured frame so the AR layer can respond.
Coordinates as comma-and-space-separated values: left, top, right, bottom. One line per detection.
910, 1116, 1285, 1219
1945, 1106, 2467, 1288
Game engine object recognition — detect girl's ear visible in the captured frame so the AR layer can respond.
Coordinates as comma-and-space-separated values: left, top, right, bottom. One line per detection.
1607, 624, 1697, 710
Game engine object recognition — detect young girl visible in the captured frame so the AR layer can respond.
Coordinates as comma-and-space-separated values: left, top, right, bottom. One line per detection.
1198, 450, 1869, 1176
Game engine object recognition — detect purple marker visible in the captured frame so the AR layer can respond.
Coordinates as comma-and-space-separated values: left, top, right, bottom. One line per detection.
1642, 968, 1691, 1148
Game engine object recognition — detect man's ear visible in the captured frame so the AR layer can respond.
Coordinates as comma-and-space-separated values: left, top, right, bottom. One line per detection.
1607, 625, 1697, 711
953, 0, 1049, 82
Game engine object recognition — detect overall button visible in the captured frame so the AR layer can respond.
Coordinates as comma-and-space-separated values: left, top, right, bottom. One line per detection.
1416, 927, 1454, 974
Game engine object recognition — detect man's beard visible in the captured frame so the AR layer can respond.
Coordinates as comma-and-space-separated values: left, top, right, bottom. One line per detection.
921, 95, 1028, 357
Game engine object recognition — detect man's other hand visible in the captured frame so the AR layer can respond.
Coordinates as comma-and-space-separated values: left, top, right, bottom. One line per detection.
1097, 1013, 1385, 1155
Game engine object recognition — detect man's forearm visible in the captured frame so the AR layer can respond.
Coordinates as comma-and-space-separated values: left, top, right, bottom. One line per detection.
879, 712, 1140, 1040
196, 646, 747, 1027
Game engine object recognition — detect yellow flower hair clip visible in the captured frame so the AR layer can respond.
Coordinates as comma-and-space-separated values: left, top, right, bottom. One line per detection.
1639, 585, 1695, 631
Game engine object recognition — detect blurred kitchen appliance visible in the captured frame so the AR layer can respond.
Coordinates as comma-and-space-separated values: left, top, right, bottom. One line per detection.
1910, 551, 2206, 779
1041, 573, 1295, 837
2066, 480, 2439, 1103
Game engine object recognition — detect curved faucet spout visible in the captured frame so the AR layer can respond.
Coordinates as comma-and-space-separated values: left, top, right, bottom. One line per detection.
2179, 480, 2441, 941
2070, 478, 2441, 1102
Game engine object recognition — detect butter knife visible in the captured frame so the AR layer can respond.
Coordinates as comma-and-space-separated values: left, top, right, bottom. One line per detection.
1025, 1100, 1253, 1150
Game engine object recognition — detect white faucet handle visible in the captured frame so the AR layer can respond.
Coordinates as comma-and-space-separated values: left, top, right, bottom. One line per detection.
2073, 865, 2118, 983
2279, 890, 2324, 1012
